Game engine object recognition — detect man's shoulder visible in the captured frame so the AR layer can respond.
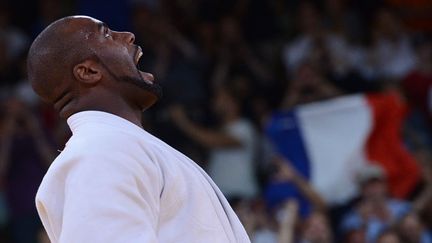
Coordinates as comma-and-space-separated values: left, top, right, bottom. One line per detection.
42, 134, 160, 188
36, 125, 166, 204
36, 138, 164, 205
58, 134, 144, 166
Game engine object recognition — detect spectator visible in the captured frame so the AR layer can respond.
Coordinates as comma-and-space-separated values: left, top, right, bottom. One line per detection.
340, 164, 411, 242
397, 212, 432, 243
343, 228, 367, 243
376, 229, 402, 243
264, 155, 326, 220
368, 7, 417, 81
322, 0, 364, 43
279, 61, 342, 109
233, 198, 279, 243
384, 0, 432, 32
276, 198, 332, 243
403, 36, 432, 108
298, 211, 333, 243
170, 82, 259, 199
282, 1, 358, 80
277, 200, 298, 243
0, 36, 21, 91
0, 4, 29, 62
402, 36, 432, 145
0, 98, 55, 243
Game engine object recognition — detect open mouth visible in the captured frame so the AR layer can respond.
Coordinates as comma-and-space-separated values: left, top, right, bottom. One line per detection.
134, 46, 155, 85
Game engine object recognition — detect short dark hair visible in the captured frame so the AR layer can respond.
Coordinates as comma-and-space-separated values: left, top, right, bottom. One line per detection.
27, 17, 93, 102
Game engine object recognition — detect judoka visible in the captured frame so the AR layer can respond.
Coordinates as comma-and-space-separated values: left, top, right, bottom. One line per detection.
27, 15, 251, 243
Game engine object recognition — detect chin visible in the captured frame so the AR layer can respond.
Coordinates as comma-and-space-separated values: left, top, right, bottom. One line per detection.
120, 75, 163, 99
118, 75, 163, 110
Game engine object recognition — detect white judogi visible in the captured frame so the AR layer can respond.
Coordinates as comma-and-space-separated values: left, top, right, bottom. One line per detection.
35, 111, 250, 243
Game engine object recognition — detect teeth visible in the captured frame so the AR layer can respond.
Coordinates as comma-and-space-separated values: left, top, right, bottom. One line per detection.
136, 50, 143, 65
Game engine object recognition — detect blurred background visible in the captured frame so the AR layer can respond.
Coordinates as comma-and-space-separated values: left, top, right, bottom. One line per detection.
1, 0, 432, 242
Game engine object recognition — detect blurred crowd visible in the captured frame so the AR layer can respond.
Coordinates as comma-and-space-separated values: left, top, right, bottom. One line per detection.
1, 0, 432, 242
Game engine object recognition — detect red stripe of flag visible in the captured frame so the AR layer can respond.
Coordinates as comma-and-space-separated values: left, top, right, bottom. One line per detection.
365, 92, 420, 198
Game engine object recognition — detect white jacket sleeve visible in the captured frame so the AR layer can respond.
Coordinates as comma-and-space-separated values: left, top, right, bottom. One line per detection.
58, 152, 162, 243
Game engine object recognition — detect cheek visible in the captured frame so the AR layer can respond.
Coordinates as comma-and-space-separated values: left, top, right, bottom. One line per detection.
98, 47, 135, 75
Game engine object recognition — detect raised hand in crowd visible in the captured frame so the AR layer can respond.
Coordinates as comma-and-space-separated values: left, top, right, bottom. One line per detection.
169, 103, 242, 148
272, 156, 326, 211
277, 200, 298, 243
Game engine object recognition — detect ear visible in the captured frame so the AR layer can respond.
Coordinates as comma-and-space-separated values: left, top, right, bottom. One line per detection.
72, 59, 102, 85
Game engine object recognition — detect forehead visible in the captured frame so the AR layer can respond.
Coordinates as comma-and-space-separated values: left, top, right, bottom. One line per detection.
70, 15, 103, 25
64, 15, 106, 33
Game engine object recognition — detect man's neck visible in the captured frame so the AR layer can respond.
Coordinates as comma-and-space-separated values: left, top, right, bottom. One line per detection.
65, 93, 143, 128
108, 109, 143, 128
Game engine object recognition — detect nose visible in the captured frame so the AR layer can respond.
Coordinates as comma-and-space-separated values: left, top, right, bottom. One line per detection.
126, 32, 135, 44
118, 31, 135, 44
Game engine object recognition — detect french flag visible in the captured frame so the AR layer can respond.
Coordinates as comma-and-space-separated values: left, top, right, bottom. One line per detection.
265, 93, 419, 208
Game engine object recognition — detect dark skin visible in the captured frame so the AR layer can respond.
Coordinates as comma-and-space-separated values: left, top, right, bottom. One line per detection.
27, 16, 162, 127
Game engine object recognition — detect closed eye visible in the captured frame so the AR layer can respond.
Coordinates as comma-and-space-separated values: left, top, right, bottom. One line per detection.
104, 28, 112, 39
98, 22, 112, 39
